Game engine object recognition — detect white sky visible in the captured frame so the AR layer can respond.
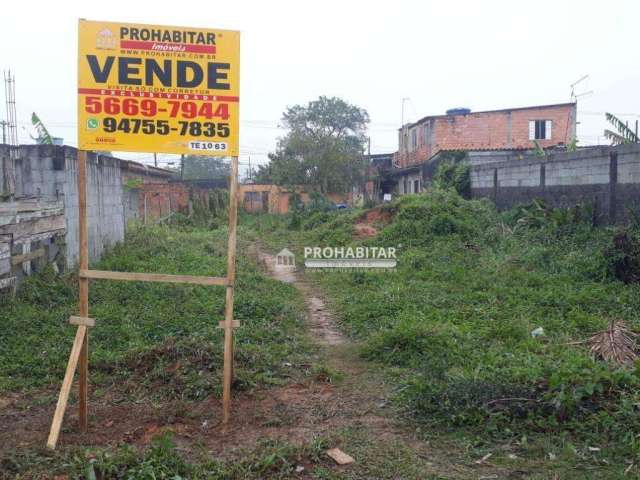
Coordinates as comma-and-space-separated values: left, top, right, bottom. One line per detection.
2, 0, 639, 177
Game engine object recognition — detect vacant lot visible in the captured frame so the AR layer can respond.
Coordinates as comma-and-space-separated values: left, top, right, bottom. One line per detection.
247, 190, 640, 477
2, 196, 640, 478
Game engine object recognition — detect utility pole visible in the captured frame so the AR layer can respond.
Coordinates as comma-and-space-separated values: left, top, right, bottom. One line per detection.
153, 153, 157, 168
0, 120, 6, 144
364, 137, 371, 204
180, 154, 185, 179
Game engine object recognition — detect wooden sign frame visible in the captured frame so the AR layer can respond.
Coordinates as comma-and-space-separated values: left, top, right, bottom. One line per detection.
46, 150, 239, 449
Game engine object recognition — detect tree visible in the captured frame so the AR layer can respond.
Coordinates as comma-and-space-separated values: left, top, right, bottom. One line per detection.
181, 155, 230, 180
257, 96, 369, 194
604, 112, 639, 145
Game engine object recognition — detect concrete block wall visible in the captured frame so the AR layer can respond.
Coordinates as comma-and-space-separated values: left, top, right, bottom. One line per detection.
0, 145, 182, 288
1, 145, 132, 271
470, 144, 640, 224
63, 150, 126, 266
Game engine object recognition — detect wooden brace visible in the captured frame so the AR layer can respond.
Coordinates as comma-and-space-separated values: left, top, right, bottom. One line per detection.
69, 315, 96, 327
218, 320, 240, 329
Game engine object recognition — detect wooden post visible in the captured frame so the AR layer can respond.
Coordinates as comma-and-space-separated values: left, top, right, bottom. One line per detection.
77, 149, 89, 432
47, 152, 239, 447
222, 156, 239, 424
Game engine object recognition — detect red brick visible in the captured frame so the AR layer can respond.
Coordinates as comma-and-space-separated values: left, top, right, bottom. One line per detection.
395, 103, 576, 168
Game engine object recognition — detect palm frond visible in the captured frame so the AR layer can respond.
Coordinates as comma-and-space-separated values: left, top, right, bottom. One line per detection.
605, 112, 639, 144
31, 112, 53, 145
588, 319, 638, 367
604, 129, 628, 145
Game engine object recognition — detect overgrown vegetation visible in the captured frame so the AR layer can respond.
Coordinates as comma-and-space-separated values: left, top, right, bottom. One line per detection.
0, 224, 309, 396
252, 189, 640, 466
4, 189, 640, 476
432, 152, 471, 199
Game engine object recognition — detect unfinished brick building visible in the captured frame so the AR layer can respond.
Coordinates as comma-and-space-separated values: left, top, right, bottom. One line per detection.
395, 102, 577, 169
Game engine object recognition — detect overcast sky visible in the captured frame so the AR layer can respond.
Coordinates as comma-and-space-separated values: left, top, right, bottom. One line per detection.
2, 0, 639, 176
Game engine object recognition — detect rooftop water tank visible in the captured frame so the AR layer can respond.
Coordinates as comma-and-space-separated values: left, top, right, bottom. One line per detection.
446, 108, 471, 116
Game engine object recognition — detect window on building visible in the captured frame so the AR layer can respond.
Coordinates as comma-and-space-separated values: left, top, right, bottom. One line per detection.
244, 191, 260, 202
411, 128, 417, 151
422, 124, 430, 145
403, 178, 408, 194
529, 120, 552, 140
414, 179, 420, 193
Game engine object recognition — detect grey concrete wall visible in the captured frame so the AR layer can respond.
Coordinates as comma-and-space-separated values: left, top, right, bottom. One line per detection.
1, 145, 127, 269
123, 188, 140, 224
470, 144, 640, 224
63, 150, 126, 266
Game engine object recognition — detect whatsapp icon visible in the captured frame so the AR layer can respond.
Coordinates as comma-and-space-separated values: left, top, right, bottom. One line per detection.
87, 118, 99, 130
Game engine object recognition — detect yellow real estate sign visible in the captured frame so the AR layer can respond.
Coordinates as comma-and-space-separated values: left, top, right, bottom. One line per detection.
78, 19, 239, 156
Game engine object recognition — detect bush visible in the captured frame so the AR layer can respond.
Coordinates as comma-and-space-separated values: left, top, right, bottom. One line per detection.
604, 229, 640, 283
433, 156, 471, 199
378, 189, 496, 247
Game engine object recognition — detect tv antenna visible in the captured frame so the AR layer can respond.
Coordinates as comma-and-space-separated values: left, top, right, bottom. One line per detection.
4, 70, 18, 154
401, 97, 410, 126
570, 75, 593, 102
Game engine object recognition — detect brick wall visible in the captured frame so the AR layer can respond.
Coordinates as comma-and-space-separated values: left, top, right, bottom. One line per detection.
238, 184, 350, 214
396, 103, 577, 168
138, 183, 190, 221
470, 143, 640, 224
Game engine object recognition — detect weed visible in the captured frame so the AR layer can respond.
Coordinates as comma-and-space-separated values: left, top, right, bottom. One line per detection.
0, 225, 310, 397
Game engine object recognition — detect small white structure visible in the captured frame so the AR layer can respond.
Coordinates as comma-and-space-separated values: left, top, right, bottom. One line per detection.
275, 248, 296, 270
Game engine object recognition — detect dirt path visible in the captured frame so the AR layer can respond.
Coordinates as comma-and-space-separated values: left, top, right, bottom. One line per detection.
256, 249, 344, 347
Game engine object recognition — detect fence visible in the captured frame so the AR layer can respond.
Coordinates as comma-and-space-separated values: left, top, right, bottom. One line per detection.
470, 143, 640, 224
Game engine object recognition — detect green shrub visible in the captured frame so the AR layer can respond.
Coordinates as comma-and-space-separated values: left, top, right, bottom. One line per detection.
604, 229, 640, 284
378, 189, 496, 247
433, 153, 471, 198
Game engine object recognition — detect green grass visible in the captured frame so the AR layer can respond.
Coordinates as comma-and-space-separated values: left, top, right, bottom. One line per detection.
0, 224, 310, 398
246, 190, 640, 466
1, 428, 456, 480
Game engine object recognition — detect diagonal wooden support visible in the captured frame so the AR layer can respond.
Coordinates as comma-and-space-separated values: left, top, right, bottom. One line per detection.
46, 325, 87, 450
